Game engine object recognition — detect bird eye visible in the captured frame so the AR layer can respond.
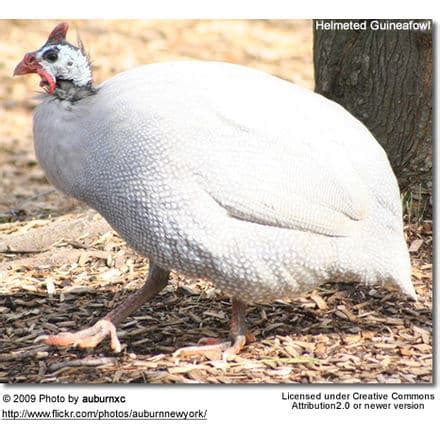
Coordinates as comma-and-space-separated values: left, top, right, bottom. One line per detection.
43, 49, 58, 63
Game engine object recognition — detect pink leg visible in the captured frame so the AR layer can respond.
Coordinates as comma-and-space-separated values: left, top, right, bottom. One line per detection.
174, 297, 251, 360
37, 264, 169, 352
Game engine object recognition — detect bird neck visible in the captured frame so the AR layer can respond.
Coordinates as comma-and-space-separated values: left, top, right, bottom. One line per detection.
52, 79, 96, 102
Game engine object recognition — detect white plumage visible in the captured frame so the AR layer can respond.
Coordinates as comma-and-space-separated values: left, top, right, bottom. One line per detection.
15, 23, 415, 354
33, 61, 415, 301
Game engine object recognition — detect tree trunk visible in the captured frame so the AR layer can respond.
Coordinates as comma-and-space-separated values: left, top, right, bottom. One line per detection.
313, 19, 432, 192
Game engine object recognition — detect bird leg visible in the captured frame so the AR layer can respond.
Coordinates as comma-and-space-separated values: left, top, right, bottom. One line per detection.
173, 298, 251, 360
36, 264, 169, 352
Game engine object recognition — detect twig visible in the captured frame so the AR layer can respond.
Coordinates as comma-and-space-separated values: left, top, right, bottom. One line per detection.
0, 211, 111, 253
47, 357, 118, 373
0, 248, 109, 273
0, 346, 49, 361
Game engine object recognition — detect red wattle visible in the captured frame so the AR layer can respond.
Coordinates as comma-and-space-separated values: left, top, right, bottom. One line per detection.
36, 68, 56, 94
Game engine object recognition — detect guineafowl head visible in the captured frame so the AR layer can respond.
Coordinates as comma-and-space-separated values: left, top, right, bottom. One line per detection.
14, 22, 93, 100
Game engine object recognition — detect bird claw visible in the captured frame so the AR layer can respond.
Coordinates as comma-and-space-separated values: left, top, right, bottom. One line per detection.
35, 319, 121, 353
173, 335, 248, 361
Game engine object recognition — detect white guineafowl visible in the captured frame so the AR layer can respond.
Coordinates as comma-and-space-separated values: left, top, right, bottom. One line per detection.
14, 23, 415, 357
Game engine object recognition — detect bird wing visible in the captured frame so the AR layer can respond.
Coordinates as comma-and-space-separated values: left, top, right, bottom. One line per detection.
197, 138, 371, 237
179, 65, 374, 237
114, 61, 380, 236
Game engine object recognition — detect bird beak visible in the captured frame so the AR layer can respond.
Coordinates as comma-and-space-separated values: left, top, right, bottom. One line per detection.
13, 52, 39, 76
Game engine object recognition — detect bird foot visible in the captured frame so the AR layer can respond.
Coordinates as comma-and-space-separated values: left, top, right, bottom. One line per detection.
173, 335, 249, 361
35, 319, 121, 353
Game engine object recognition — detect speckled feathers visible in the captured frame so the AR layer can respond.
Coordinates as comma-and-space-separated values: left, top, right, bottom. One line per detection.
33, 61, 416, 302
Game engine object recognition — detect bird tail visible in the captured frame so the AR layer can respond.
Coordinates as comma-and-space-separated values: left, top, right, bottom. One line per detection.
393, 275, 417, 301
389, 238, 417, 301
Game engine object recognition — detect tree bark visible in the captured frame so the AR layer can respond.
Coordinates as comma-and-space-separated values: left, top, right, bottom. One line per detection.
313, 19, 432, 191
